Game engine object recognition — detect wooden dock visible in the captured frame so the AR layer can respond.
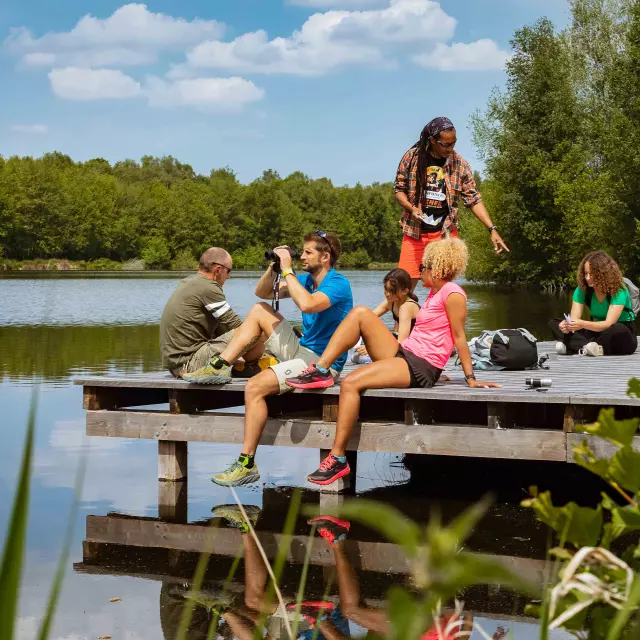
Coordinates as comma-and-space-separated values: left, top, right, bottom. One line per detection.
76, 341, 640, 496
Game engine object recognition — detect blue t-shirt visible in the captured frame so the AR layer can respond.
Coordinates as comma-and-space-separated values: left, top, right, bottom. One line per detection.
297, 269, 353, 372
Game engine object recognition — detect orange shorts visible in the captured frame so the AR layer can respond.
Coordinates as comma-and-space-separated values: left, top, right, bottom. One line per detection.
398, 230, 458, 279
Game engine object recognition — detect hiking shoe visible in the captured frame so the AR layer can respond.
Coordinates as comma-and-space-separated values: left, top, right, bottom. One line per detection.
211, 504, 261, 533
556, 342, 567, 356
185, 589, 234, 613
308, 516, 351, 546
579, 342, 604, 357
232, 355, 279, 379
181, 359, 232, 384
286, 363, 335, 390
212, 460, 260, 487
307, 454, 350, 486
286, 601, 335, 626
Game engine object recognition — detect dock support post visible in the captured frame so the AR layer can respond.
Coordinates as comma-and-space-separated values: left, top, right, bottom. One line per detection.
158, 441, 188, 481
158, 479, 188, 522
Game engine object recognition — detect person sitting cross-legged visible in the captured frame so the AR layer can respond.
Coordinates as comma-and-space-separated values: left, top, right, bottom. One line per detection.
184, 231, 353, 487
549, 250, 637, 356
286, 236, 500, 486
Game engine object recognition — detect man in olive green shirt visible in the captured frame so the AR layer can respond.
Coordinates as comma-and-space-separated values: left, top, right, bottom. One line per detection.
160, 247, 263, 376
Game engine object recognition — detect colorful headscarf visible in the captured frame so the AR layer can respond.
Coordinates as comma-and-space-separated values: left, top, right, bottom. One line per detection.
420, 117, 455, 144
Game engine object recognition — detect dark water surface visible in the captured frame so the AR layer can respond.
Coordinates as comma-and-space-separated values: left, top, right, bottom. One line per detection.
0, 272, 580, 639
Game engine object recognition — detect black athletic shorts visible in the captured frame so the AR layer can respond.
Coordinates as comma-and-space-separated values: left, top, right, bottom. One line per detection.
395, 345, 442, 388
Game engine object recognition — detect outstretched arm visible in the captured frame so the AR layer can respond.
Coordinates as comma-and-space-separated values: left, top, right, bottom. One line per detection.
446, 292, 501, 389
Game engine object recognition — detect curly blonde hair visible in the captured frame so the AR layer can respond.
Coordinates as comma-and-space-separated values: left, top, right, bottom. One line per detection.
577, 251, 624, 296
422, 236, 468, 281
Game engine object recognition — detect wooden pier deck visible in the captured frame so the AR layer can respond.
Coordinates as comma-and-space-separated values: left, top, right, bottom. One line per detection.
76, 341, 640, 495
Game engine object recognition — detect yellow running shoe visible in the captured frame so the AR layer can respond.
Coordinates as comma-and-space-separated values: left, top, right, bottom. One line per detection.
212, 459, 260, 486
181, 359, 232, 384
211, 504, 261, 532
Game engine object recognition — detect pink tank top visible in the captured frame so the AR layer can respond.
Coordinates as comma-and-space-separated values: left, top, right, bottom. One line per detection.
401, 281, 466, 370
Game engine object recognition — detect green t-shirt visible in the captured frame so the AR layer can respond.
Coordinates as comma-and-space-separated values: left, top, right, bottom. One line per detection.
573, 286, 635, 323
160, 274, 242, 369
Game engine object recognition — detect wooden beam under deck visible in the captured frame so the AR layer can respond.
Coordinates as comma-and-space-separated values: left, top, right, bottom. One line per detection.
86, 409, 568, 462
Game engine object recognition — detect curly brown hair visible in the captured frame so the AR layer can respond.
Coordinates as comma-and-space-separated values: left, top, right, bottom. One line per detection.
577, 251, 624, 296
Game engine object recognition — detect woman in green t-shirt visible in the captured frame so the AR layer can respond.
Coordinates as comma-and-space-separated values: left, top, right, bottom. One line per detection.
549, 251, 637, 356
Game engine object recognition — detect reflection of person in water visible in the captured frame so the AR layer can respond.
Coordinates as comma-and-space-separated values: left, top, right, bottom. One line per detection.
305, 516, 474, 640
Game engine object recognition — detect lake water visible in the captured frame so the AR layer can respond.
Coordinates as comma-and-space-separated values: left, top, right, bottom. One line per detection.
0, 271, 581, 639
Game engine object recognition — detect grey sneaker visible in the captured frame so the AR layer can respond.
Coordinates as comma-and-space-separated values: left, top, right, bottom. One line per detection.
579, 342, 604, 357
181, 361, 232, 384
556, 342, 567, 355
211, 460, 261, 486
211, 504, 261, 532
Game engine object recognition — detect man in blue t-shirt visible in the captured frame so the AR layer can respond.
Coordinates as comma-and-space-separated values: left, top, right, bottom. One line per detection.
183, 231, 353, 487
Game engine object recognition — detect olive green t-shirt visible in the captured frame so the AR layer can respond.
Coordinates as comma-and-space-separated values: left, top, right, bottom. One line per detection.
573, 286, 635, 323
160, 274, 242, 369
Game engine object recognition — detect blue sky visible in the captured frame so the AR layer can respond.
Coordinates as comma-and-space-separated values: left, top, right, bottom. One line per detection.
0, 0, 571, 184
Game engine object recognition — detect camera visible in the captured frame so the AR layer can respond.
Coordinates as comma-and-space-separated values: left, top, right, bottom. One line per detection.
265, 247, 299, 274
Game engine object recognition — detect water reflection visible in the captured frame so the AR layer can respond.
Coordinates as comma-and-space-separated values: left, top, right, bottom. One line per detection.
75, 484, 560, 639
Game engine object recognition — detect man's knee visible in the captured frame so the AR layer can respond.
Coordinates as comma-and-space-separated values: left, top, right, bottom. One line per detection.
245, 369, 279, 399
351, 305, 371, 317
250, 301, 275, 317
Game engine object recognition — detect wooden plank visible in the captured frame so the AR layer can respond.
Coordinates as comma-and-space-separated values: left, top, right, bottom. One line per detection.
83, 515, 547, 585
487, 403, 516, 430
83, 385, 168, 410
322, 396, 339, 422
86, 410, 568, 461
566, 433, 640, 463
158, 441, 188, 481
158, 480, 188, 522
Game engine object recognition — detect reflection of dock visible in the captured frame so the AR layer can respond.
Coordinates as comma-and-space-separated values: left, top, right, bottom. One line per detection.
75, 342, 640, 492
76, 513, 547, 586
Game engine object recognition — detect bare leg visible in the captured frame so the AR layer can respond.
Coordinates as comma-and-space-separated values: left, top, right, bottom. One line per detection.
332, 541, 389, 634
219, 303, 283, 364
242, 369, 281, 456
316, 306, 400, 370
242, 334, 267, 363
332, 358, 412, 457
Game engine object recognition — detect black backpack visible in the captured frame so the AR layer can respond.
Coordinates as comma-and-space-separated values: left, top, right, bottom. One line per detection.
464, 329, 539, 371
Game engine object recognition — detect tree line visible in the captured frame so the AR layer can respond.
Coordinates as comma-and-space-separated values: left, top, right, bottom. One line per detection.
466, 0, 640, 287
0, 153, 403, 270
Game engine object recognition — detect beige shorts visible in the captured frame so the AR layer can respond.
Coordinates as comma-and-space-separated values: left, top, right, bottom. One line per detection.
265, 320, 337, 394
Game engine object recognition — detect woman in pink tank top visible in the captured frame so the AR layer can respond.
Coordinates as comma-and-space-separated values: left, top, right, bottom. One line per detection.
285, 236, 501, 487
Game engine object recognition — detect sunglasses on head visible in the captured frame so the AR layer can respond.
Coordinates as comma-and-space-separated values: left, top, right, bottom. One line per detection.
314, 230, 334, 257
419, 263, 430, 273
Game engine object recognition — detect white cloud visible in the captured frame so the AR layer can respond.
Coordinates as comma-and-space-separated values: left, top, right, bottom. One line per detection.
288, 0, 386, 7
48, 67, 142, 100
10, 124, 48, 134
47, 67, 264, 110
414, 39, 510, 71
184, 0, 456, 76
5, 3, 225, 68
145, 76, 264, 110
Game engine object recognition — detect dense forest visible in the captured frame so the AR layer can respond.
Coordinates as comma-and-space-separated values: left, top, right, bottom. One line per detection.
0, 154, 406, 270
466, 0, 640, 286
3, 0, 640, 285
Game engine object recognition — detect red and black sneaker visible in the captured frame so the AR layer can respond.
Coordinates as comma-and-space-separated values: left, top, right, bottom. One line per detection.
285, 363, 335, 390
307, 454, 350, 485
286, 601, 335, 626
309, 516, 351, 546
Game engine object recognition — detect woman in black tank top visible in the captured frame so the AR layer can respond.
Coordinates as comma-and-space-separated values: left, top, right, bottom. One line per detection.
353, 269, 420, 361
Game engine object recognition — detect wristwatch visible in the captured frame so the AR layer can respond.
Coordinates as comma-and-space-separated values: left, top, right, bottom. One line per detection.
281, 268, 294, 278
487, 225, 498, 233
465, 373, 476, 382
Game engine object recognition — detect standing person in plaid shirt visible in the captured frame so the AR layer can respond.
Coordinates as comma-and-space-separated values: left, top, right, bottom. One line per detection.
395, 116, 509, 288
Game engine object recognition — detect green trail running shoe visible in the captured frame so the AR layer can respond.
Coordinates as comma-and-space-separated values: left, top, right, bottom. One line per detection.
211, 504, 261, 533
212, 459, 261, 487
181, 361, 232, 384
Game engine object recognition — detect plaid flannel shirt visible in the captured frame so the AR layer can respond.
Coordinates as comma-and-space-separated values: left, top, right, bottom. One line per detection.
394, 147, 483, 239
